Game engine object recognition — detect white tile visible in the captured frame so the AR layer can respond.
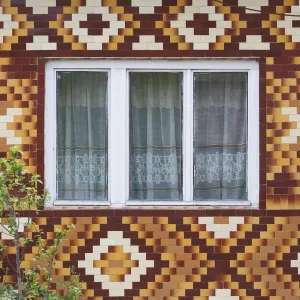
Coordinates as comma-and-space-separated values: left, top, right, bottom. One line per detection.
198, 217, 214, 225
5, 22, 19, 29
132, 0, 147, 6
87, 43, 103, 50
0, 116, 13, 122
32, 7, 48, 14
86, 0, 100, 5
64, 21, 80, 29
0, 29, 13, 37
41, 43, 57, 50
72, 14, 88, 21
215, 289, 232, 296
282, 136, 297, 144
171, 20, 186, 28
191, 0, 208, 7
26, 0, 55, 7
229, 217, 245, 225
95, 245, 108, 253
126, 274, 140, 282
94, 6, 109, 14
107, 231, 123, 239
139, 35, 155, 43
254, 43, 270, 50
292, 35, 300, 42
108, 284, 126, 296
85, 253, 98, 261
289, 129, 300, 137
246, 35, 262, 43
146, 0, 161, 5
239, 43, 254, 50
78, 35, 94, 43
0, 123, 6, 130
282, 107, 297, 115
289, 114, 300, 122
0, 130, 14, 138
200, 6, 216, 14
72, 28, 88, 36
193, 42, 210, 50
102, 28, 119, 36
0, 14, 11, 21
33, 35, 49, 43
139, 6, 155, 14
132, 43, 148, 50
178, 13, 194, 21
78, 6, 95, 14
94, 36, 110, 43
78, 260, 93, 268
7, 137, 22, 144
216, 20, 231, 28
26, 43, 42, 50
85, 268, 101, 275
102, 14, 118, 21
208, 13, 224, 21
238, 0, 268, 12
7, 108, 22, 116
148, 43, 163, 50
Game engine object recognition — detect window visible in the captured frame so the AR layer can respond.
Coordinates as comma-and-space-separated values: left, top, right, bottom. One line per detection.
45, 60, 259, 207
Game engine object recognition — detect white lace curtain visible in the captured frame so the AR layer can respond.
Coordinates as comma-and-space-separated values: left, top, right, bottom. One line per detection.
129, 72, 183, 200
56, 71, 108, 201
194, 72, 248, 200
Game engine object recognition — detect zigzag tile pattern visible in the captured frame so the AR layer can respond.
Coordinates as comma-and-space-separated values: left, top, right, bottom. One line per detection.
1, 212, 300, 299
0, 1, 299, 208
0, 0, 298, 51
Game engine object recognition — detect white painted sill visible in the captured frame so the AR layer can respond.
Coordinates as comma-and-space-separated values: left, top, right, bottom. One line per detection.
49, 200, 258, 209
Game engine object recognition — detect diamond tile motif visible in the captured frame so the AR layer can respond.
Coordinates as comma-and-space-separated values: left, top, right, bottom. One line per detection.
78, 231, 154, 297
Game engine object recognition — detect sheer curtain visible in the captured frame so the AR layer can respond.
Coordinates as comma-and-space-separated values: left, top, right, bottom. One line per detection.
129, 72, 183, 200
194, 72, 248, 200
56, 71, 108, 201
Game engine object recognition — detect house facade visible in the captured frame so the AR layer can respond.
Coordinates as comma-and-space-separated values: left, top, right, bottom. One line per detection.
1, 0, 300, 298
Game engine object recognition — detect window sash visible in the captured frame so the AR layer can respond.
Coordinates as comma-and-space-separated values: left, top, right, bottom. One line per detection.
45, 60, 259, 207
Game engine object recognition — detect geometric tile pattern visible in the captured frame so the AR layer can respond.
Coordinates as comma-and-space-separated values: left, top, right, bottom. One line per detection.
0, 2, 299, 210
0, 0, 300, 210
0, 2, 298, 210
0, 1, 299, 51
197, 217, 245, 239
1, 212, 300, 299
78, 231, 154, 296
266, 56, 300, 209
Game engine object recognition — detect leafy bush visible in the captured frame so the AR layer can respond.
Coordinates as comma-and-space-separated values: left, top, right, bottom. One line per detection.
0, 147, 83, 300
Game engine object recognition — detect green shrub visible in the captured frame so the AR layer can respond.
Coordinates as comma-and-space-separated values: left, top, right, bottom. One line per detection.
0, 147, 83, 300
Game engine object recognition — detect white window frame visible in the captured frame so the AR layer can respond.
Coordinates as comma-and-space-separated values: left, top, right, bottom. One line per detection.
45, 59, 259, 207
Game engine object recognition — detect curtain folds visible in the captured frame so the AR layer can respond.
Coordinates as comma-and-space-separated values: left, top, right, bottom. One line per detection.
129, 72, 183, 200
56, 71, 108, 201
194, 72, 248, 201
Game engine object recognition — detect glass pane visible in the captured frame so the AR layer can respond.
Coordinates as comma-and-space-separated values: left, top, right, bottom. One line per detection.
129, 72, 183, 200
193, 72, 248, 201
56, 71, 108, 201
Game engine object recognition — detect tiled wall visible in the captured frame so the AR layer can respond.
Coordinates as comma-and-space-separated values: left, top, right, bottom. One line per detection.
1, 0, 300, 298
2, 209, 300, 299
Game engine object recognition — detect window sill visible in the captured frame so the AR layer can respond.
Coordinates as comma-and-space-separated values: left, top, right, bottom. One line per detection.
48, 200, 257, 209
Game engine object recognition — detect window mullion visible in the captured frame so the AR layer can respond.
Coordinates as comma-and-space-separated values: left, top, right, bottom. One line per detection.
109, 68, 127, 206
183, 69, 194, 202
45, 66, 56, 207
